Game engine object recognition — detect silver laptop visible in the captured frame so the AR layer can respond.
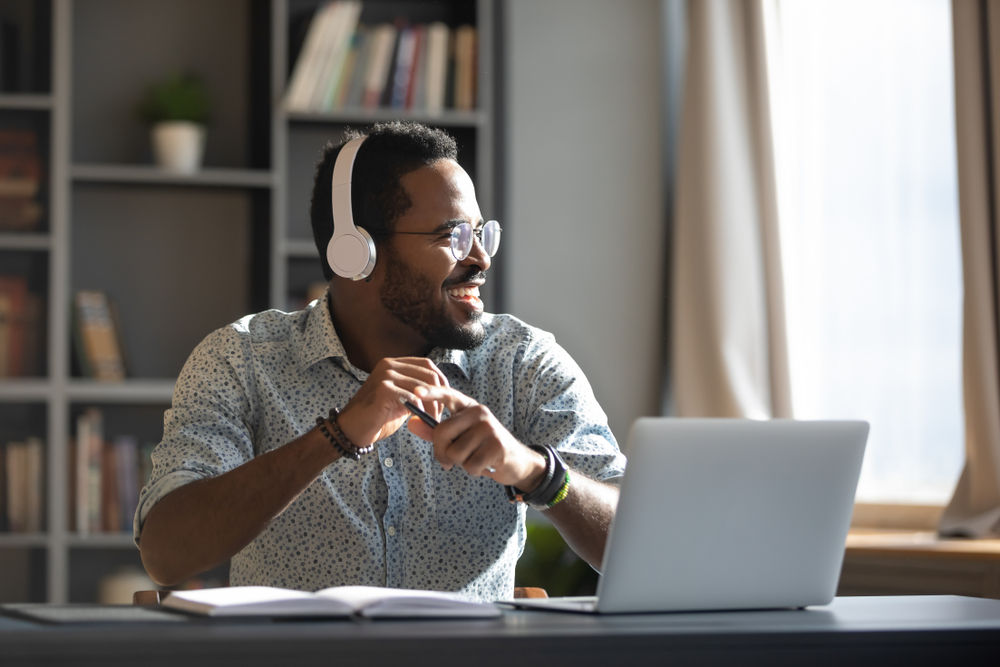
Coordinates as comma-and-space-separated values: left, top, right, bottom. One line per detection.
509, 418, 868, 613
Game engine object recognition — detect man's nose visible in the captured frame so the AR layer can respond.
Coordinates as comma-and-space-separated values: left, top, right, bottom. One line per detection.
462, 234, 492, 272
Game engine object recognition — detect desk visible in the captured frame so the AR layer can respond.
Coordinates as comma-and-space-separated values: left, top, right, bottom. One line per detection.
1, 596, 999, 666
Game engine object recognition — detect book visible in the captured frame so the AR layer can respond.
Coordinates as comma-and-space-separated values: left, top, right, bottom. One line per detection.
285, 2, 340, 111
389, 26, 417, 109
162, 585, 501, 619
0, 275, 27, 377
73, 291, 125, 381
319, 2, 363, 111
23, 437, 42, 532
363, 24, 398, 109
408, 25, 428, 110
423, 23, 449, 114
0, 128, 43, 232
74, 407, 105, 535
453, 25, 477, 111
114, 435, 139, 532
5, 440, 25, 531
344, 27, 374, 108
101, 439, 119, 533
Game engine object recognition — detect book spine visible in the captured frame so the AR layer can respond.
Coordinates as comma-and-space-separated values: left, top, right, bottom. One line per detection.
24, 437, 42, 532
6, 441, 24, 532
285, 2, 339, 111
363, 25, 397, 109
75, 291, 125, 382
102, 440, 119, 532
75, 412, 90, 535
317, 2, 362, 111
409, 25, 428, 110
86, 408, 103, 533
424, 23, 449, 114
390, 26, 417, 109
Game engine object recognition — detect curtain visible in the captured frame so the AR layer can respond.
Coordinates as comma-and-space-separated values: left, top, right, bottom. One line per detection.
940, 0, 1000, 537
670, 0, 791, 419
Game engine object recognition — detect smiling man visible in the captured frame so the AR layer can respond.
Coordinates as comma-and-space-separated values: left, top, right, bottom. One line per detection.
135, 122, 625, 601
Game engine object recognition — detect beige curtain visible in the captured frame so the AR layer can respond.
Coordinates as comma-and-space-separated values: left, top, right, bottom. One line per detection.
940, 0, 1000, 537
670, 0, 791, 419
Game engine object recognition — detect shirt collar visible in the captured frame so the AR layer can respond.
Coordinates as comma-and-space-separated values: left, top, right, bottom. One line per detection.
298, 290, 473, 380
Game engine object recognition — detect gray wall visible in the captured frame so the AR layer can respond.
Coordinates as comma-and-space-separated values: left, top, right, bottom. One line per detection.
505, 0, 665, 449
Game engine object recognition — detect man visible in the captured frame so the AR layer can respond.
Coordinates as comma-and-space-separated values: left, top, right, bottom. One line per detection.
135, 122, 625, 601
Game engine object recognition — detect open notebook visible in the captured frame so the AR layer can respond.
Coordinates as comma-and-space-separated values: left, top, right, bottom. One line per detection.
162, 585, 501, 619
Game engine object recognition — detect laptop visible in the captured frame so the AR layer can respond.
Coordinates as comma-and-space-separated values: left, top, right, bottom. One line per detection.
507, 418, 868, 613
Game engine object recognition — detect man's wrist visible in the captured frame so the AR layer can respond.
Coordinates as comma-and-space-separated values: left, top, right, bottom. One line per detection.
516, 448, 548, 492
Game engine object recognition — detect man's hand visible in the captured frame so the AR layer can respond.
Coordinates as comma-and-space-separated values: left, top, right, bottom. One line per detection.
407, 384, 547, 493
336, 357, 451, 447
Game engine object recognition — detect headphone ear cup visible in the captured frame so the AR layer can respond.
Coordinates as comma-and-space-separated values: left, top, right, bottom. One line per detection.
327, 226, 377, 280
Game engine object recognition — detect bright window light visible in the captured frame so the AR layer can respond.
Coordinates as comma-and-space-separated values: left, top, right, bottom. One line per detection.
765, 0, 964, 504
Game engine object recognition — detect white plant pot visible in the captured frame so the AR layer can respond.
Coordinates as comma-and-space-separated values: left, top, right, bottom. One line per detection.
152, 121, 206, 174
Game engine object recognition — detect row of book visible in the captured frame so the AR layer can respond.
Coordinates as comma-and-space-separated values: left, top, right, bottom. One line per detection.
0, 437, 43, 533
0, 128, 44, 232
286, 1, 478, 114
71, 408, 155, 535
72, 290, 126, 381
0, 273, 43, 378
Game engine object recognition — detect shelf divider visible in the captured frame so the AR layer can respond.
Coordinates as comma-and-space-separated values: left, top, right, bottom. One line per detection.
66, 378, 175, 404
0, 94, 54, 110
286, 109, 485, 128
71, 164, 276, 188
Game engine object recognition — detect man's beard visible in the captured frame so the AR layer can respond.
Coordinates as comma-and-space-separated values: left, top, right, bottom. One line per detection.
379, 249, 487, 350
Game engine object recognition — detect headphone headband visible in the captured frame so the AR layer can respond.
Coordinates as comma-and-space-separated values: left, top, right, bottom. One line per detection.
328, 136, 376, 280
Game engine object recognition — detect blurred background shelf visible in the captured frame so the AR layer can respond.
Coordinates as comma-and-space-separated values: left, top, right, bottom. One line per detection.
71, 164, 275, 188
0, 233, 50, 250
0, 94, 53, 110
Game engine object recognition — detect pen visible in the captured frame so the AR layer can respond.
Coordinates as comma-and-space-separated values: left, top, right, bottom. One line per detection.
402, 400, 496, 474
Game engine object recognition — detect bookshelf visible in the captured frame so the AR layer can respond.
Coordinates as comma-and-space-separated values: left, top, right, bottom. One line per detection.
0, 0, 500, 603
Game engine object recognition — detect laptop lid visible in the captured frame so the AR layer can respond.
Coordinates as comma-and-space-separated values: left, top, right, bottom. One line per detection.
595, 418, 868, 613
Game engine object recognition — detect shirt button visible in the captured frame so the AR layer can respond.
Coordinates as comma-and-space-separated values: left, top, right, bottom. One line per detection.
387, 526, 396, 536
384, 457, 393, 468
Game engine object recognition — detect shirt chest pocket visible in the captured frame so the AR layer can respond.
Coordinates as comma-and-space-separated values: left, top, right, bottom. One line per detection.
433, 466, 518, 537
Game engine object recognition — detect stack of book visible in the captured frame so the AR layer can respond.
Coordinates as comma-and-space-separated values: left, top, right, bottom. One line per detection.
72, 290, 126, 381
0, 437, 44, 533
0, 128, 43, 232
71, 408, 156, 535
285, 1, 477, 114
0, 274, 43, 378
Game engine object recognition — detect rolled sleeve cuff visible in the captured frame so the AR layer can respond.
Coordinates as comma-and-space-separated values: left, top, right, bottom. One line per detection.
132, 470, 209, 548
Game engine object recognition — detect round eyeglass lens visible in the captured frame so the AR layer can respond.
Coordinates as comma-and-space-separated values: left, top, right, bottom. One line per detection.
450, 223, 474, 260
482, 220, 501, 256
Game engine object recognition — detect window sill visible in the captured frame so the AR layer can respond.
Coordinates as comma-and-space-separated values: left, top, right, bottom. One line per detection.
840, 529, 1000, 599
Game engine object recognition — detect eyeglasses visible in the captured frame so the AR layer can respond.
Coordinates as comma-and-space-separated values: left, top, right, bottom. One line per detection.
384, 220, 502, 261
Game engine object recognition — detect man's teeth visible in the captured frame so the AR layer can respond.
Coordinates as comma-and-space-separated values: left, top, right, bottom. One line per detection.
447, 286, 481, 298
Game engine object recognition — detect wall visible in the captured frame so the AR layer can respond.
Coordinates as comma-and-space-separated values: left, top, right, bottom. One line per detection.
505, 0, 665, 447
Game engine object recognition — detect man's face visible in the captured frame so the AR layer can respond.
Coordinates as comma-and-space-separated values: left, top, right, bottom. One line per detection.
378, 159, 491, 350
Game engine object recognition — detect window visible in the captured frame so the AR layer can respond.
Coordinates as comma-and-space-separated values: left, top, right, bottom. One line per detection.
765, 0, 963, 504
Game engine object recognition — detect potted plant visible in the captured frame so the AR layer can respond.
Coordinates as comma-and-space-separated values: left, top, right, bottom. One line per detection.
136, 72, 211, 174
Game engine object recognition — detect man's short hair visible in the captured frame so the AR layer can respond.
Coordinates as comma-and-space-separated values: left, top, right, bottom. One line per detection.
310, 121, 459, 280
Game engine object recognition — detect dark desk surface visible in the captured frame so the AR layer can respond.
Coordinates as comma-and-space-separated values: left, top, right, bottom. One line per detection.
1, 595, 999, 666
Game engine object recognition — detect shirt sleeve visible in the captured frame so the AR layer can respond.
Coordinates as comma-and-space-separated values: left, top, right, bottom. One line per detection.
133, 324, 259, 547
512, 331, 627, 482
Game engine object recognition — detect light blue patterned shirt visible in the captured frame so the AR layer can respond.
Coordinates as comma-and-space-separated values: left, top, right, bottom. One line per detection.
134, 295, 626, 601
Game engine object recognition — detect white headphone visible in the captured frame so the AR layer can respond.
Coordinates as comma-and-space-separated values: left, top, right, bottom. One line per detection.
327, 136, 377, 281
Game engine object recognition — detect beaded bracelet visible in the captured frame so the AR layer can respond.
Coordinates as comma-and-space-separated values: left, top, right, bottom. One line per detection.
315, 406, 375, 461
316, 416, 359, 461
328, 406, 375, 456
